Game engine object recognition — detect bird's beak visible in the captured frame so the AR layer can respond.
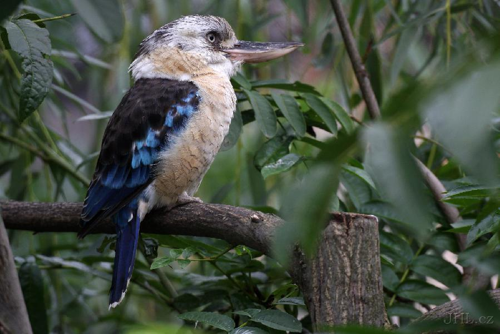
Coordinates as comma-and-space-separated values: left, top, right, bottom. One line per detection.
223, 41, 303, 63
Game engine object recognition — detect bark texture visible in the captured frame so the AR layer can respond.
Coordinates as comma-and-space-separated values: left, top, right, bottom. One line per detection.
414, 289, 500, 333
0, 210, 33, 334
1, 200, 385, 328
291, 213, 385, 329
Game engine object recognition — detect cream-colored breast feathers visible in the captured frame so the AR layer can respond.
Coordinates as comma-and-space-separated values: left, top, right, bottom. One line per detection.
143, 48, 237, 208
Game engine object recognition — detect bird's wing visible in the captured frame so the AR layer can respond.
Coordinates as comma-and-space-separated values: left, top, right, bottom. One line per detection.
79, 78, 200, 238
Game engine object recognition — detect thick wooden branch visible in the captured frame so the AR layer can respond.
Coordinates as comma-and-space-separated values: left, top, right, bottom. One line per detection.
1, 200, 385, 327
414, 289, 500, 332
0, 201, 280, 256
0, 210, 33, 334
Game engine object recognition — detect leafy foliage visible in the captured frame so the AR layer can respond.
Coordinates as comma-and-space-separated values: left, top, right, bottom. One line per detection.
1, 0, 500, 333
2, 18, 53, 121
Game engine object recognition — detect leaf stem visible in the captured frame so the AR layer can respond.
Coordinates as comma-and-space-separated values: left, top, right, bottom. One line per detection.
32, 13, 76, 24
0, 132, 48, 159
388, 244, 425, 307
33, 111, 61, 153
2, 50, 22, 79
446, 0, 452, 67
0, 101, 90, 185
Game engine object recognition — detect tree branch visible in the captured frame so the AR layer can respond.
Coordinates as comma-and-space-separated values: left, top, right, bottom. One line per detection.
0, 201, 280, 256
0, 210, 33, 334
329, 0, 381, 119
414, 289, 500, 328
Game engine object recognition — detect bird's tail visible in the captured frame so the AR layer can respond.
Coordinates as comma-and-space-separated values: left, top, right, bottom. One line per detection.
109, 205, 141, 309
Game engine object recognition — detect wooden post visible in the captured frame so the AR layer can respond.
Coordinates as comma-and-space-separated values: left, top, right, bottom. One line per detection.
290, 213, 385, 329
0, 210, 33, 334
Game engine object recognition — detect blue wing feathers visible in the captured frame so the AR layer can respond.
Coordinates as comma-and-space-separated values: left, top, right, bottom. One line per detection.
79, 78, 200, 238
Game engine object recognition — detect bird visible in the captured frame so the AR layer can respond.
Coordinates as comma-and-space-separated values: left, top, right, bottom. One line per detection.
78, 15, 302, 309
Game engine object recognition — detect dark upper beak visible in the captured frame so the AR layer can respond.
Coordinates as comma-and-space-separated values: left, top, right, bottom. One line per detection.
223, 41, 303, 63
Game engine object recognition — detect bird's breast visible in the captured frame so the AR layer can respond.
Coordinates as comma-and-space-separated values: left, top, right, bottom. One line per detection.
153, 74, 236, 206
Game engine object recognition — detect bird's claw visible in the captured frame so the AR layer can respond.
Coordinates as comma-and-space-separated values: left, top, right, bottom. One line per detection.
175, 194, 203, 207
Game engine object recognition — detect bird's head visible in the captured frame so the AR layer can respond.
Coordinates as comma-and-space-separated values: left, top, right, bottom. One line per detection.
130, 15, 302, 81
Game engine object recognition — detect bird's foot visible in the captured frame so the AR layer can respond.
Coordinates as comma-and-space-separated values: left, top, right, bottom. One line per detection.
175, 194, 203, 208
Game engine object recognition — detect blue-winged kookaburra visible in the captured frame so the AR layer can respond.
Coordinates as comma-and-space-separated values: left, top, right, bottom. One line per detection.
78, 15, 301, 308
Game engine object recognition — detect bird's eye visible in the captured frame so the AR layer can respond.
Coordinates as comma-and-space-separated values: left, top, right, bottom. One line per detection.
206, 32, 217, 43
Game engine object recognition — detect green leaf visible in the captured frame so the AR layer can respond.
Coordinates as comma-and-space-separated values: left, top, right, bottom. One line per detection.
70, 0, 124, 43
230, 327, 269, 334
381, 265, 399, 292
340, 168, 373, 209
19, 262, 48, 334
341, 165, 376, 189
182, 247, 197, 258
361, 201, 407, 226
221, 107, 243, 151
177, 259, 191, 269
410, 255, 462, 287
150, 257, 175, 270
170, 248, 183, 259
150, 234, 224, 257
173, 293, 202, 312
274, 163, 338, 265
379, 231, 413, 265
458, 242, 499, 275
261, 153, 303, 179
304, 94, 338, 135
387, 303, 422, 319
244, 89, 277, 137
233, 309, 262, 318
231, 72, 252, 90
5, 19, 53, 121
363, 124, 432, 238
251, 80, 320, 94
427, 232, 460, 253
332, 326, 392, 334
396, 280, 449, 305
321, 98, 355, 134
390, 26, 420, 85
250, 309, 302, 333
271, 93, 306, 137
97, 235, 116, 253
254, 135, 293, 170
178, 311, 235, 331
466, 211, 500, 246
0, 0, 23, 23
234, 245, 252, 258
366, 49, 383, 106
442, 185, 494, 205
445, 219, 474, 234
425, 62, 500, 184
275, 297, 305, 306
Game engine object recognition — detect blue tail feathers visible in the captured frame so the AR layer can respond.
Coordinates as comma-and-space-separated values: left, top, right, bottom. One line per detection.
109, 203, 141, 308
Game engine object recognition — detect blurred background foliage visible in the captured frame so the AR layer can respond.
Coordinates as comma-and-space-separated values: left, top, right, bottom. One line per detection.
1, 0, 500, 333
